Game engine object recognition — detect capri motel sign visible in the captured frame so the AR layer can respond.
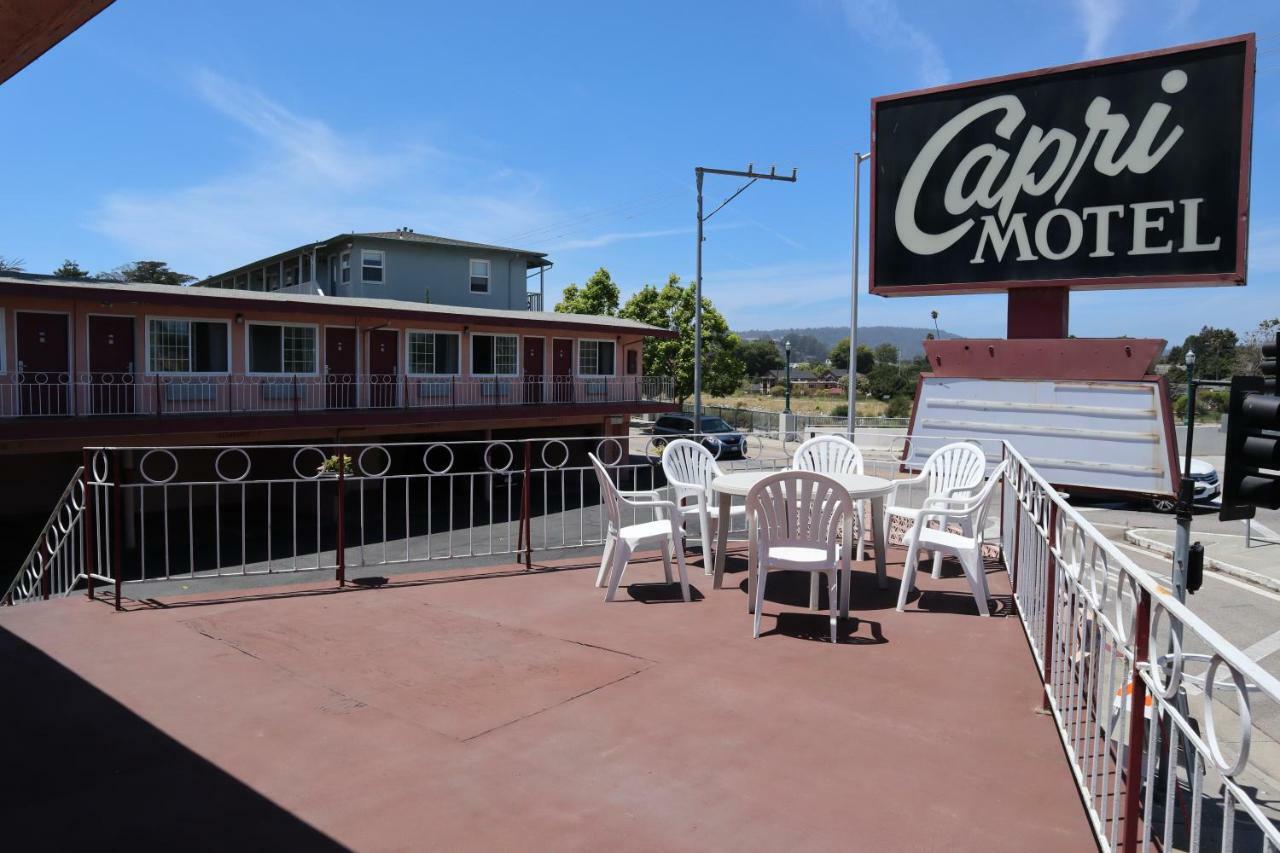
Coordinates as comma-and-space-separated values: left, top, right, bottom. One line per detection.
867, 35, 1256, 500
871, 35, 1254, 295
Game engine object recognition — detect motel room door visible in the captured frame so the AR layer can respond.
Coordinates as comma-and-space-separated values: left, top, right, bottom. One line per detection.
367, 329, 399, 408
16, 312, 70, 415
552, 338, 573, 403
325, 328, 357, 409
88, 315, 135, 414
523, 338, 544, 404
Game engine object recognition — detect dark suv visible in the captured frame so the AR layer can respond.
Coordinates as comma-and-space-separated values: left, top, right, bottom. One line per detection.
651, 414, 747, 458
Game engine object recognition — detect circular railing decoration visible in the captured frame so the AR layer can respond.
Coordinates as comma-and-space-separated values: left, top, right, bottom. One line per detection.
358, 445, 392, 478
214, 447, 253, 482
91, 449, 111, 484
139, 449, 179, 484
1203, 654, 1253, 776
540, 439, 570, 470
483, 442, 514, 473
595, 437, 624, 466
292, 446, 328, 480
422, 444, 455, 476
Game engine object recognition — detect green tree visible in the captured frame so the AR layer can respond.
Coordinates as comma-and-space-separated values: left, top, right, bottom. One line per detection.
873, 342, 899, 365
554, 267, 620, 316
1236, 318, 1280, 375
52, 259, 91, 278
97, 260, 196, 286
1166, 326, 1239, 384
619, 274, 744, 402
831, 338, 876, 373
741, 338, 783, 378
867, 362, 911, 399
0, 256, 25, 272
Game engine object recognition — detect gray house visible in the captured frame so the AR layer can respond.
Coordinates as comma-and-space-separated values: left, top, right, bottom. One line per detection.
197, 229, 552, 310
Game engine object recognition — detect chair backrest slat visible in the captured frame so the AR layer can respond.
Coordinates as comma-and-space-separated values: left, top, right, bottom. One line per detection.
792, 435, 864, 476
589, 453, 621, 533
746, 471, 853, 562
661, 439, 722, 501
920, 442, 987, 502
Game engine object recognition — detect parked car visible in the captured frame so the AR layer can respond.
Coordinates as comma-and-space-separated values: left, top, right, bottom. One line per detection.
651, 414, 748, 458
1149, 457, 1220, 512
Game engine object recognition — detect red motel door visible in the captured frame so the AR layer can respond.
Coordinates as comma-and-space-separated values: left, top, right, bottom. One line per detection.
16, 312, 69, 415
325, 327, 357, 409
88, 315, 135, 414
523, 337, 544, 404
367, 329, 399, 408
552, 338, 573, 403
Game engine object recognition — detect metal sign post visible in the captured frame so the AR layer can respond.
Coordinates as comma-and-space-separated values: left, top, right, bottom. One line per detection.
848, 152, 870, 439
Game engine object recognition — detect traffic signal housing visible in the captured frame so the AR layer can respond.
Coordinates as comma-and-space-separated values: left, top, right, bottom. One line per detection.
1220, 373, 1280, 521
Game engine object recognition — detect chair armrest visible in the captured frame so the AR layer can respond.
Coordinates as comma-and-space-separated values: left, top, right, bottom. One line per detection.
887, 471, 928, 502
618, 489, 661, 501
618, 496, 680, 522
922, 494, 980, 511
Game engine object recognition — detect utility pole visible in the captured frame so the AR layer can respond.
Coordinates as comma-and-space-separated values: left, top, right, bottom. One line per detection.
848, 152, 870, 439
694, 164, 797, 429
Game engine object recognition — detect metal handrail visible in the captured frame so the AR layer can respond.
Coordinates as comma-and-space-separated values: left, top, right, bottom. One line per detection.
2, 467, 85, 605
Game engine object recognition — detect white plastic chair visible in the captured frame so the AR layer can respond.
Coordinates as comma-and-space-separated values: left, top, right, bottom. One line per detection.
590, 453, 690, 602
791, 434, 867, 559
896, 460, 1008, 617
746, 471, 855, 643
661, 438, 745, 573
883, 441, 987, 578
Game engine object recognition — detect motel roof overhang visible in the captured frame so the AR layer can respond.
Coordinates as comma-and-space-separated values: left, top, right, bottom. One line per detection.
0, 274, 676, 339
0, 0, 114, 85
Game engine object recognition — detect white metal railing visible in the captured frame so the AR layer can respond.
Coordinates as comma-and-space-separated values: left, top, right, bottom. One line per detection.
3, 467, 92, 604
0, 373, 675, 417
1001, 441, 1280, 852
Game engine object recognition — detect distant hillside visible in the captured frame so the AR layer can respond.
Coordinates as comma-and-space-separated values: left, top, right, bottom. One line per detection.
738, 326, 960, 361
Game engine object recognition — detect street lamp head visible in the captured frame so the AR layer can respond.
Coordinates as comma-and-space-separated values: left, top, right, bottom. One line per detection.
784, 340, 791, 352
1185, 350, 1196, 367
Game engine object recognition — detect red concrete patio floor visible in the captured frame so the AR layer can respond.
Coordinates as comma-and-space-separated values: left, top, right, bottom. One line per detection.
0, 549, 1095, 851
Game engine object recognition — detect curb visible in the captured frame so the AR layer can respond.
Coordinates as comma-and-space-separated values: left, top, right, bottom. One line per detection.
1123, 529, 1280, 595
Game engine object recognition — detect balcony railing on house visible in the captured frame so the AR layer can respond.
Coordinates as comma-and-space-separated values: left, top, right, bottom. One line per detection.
5, 431, 1280, 851
0, 373, 675, 418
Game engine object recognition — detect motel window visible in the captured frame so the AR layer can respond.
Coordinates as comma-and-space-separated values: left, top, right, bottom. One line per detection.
248, 324, 317, 374
626, 349, 638, 376
578, 340, 615, 376
341, 252, 351, 284
469, 259, 490, 293
407, 331, 461, 376
361, 250, 384, 283
471, 334, 517, 376
147, 319, 229, 374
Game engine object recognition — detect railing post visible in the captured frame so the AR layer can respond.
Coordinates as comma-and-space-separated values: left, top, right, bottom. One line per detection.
155, 375, 162, 417
1011, 469, 1022, 597
1121, 588, 1152, 853
293, 374, 300, 414
112, 450, 122, 611
82, 449, 95, 600
336, 445, 346, 587
1042, 501, 1059, 712
520, 441, 533, 569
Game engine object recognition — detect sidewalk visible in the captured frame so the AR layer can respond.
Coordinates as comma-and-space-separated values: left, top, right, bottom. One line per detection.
1124, 522, 1280, 594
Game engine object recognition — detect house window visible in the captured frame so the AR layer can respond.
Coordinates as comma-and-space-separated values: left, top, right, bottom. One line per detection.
341, 252, 351, 284
283, 259, 298, 289
361, 250, 384, 283
147, 319, 229, 374
301, 254, 312, 283
234, 273, 248, 290
250, 269, 265, 291
266, 265, 280, 291
469, 259, 490, 293
626, 349, 638, 375
578, 340, 615, 376
407, 331, 461, 375
248, 324, 317, 374
472, 334, 517, 375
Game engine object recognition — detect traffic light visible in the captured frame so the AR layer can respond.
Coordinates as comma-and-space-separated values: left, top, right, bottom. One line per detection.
1220, 371, 1280, 521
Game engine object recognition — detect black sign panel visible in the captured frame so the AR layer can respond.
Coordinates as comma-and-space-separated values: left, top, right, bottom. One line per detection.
870, 35, 1254, 295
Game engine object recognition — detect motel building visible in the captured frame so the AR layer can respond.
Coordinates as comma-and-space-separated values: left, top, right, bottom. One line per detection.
0, 272, 677, 509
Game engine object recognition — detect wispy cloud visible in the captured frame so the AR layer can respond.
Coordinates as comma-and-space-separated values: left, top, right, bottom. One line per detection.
548, 227, 691, 252
91, 71, 554, 275
1074, 0, 1125, 58
833, 0, 949, 86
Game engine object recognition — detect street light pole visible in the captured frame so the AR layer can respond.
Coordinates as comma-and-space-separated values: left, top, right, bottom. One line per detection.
1173, 349, 1197, 607
847, 152, 870, 440
784, 340, 793, 415
693, 164, 797, 429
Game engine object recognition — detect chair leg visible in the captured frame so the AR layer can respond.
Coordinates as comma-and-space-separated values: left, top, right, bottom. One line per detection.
896, 542, 919, 612
855, 503, 866, 562
596, 534, 616, 588
699, 506, 714, 575
673, 535, 690, 602
839, 564, 852, 618
809, 572, 820, 610
828, 570, 839, 643
931, 549, 944, 579
960, 549, 991, 617
752, 566, 769, 638
605, 541, 631, 602
660, 540, 674, 583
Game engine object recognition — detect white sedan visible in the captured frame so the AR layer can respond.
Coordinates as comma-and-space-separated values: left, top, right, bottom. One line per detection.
1149, 458, 1220, 513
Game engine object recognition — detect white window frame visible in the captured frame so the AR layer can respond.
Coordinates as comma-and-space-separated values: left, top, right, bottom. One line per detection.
361, 249, 385, 284
470, 333, 519, 377
406, 329, 463, 377
341, 252, 351, 284
577, 338, 616, 377
469, 258, 491, 294
144, 316, 232, 376
0, 308, 6, 373
245, 321, 320, 376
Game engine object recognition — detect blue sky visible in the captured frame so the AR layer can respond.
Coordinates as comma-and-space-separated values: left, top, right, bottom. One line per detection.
1, 0, 1277, 343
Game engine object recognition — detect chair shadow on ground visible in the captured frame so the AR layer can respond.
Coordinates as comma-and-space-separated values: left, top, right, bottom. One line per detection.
627, 582, 706, 603
0, 626, 344, 850
913, 555, 1014, 618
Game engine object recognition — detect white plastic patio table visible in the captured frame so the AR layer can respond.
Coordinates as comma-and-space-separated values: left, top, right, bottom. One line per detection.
710, 470, 893, 612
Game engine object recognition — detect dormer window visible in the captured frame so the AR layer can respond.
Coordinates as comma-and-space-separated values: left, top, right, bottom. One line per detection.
361, 250, 384, 283
470, 259, 490, 294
